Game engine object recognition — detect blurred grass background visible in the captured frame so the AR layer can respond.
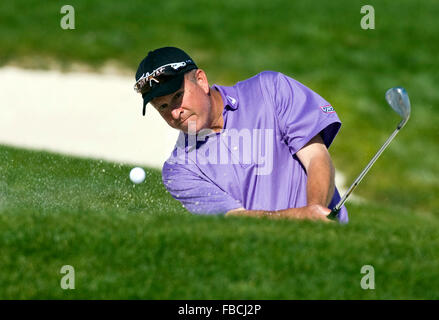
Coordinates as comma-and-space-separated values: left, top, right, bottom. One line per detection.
0, 0, 438, 298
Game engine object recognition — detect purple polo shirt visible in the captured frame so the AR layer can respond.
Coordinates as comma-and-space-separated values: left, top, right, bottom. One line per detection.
162, 71, 348, 223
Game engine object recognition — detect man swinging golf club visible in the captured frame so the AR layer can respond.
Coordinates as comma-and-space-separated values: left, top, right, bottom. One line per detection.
134, 47, 350, 222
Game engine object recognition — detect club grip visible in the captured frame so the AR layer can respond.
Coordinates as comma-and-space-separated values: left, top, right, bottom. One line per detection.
327, 208, 340, 221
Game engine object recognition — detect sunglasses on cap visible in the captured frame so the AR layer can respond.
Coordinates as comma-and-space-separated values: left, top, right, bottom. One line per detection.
133, 60, 195, 95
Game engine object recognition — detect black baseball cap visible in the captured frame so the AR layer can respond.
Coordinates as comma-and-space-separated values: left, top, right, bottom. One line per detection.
135, 47, 198, 115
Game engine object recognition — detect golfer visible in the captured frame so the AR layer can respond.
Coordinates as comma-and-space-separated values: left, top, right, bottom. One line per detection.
134, 47, 348, 223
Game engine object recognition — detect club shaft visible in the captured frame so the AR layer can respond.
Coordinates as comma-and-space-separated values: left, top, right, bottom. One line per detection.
334, 120, 406, 211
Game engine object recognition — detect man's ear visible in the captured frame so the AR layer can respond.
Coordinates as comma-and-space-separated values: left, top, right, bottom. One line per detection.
194, 69, 210, 94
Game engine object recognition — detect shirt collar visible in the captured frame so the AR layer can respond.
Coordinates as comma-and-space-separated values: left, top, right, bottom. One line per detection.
212, 84, 239, 111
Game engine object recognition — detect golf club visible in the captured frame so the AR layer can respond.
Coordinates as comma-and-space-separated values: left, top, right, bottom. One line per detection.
328, 87, 411, 221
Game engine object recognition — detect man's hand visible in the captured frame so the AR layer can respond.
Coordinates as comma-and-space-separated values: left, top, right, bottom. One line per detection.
288, 204, 332, 222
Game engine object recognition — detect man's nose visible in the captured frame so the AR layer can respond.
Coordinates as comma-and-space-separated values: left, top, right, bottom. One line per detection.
171, 104, 184, 120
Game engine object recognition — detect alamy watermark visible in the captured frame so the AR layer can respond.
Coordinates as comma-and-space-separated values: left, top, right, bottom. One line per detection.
361, 5, 375, 30
60, 265, 75, 290
169, 121, 274, 175
360, 265, 375, 290
60, 5, 75, 30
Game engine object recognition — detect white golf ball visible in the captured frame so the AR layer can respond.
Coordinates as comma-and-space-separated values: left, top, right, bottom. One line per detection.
129, 167, 146, 184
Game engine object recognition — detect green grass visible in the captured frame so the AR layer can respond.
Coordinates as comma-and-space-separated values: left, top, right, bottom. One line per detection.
1, 145, 438, 299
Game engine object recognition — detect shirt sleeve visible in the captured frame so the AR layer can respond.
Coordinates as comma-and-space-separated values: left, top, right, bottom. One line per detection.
162, 161, 243, 215
268, 72, 342, 154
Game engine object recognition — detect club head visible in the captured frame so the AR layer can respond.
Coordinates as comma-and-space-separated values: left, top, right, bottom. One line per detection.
385, 87, 411, 121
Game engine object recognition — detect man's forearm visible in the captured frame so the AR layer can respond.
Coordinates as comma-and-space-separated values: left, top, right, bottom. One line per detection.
306, 154, 335, 207
226, 208, 295, 219
225, 205, 331, 221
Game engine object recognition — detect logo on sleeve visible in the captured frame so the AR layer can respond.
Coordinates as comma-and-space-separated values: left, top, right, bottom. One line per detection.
226, 95, 237, 107
320, 105, 336, 114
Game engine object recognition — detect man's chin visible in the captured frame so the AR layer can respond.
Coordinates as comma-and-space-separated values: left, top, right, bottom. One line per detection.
181, 118, 199, 134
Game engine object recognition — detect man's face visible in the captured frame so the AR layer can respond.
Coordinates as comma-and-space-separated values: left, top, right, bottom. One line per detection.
150, 70, 213, 133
